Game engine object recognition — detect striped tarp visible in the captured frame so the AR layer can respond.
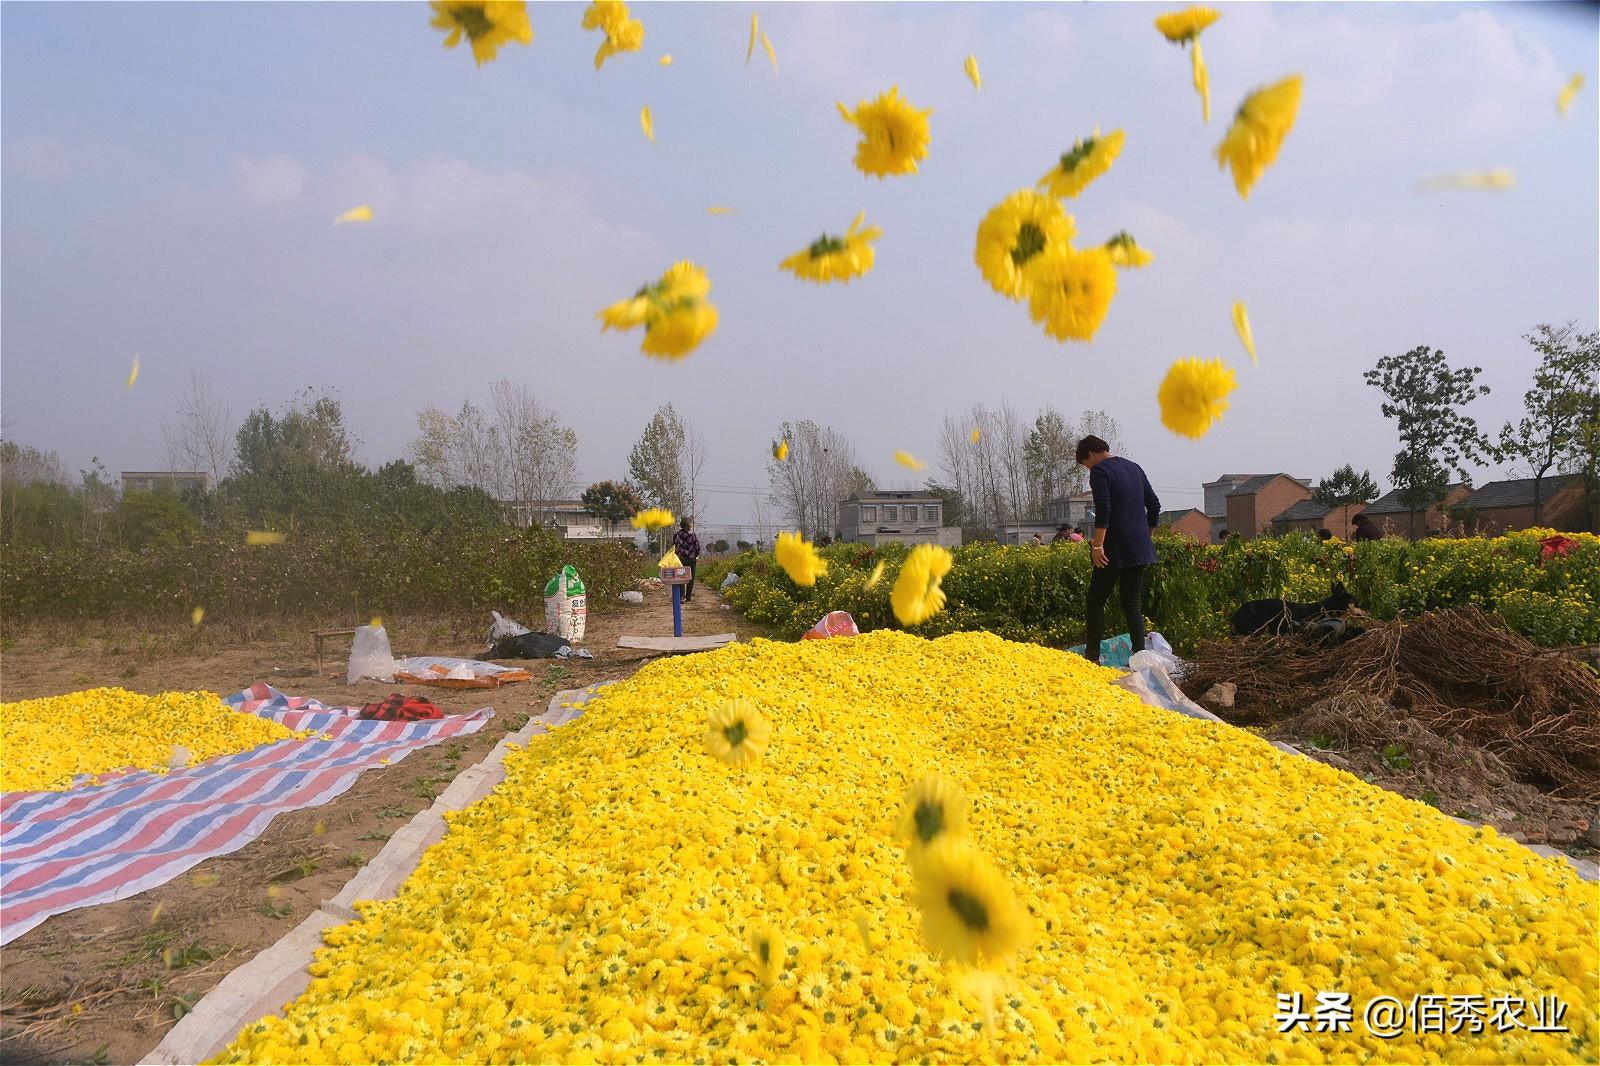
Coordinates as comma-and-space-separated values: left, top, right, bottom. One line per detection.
0, 684, 492, 946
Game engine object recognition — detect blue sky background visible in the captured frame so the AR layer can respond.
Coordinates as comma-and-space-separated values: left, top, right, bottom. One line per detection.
3, 1, 1596, 524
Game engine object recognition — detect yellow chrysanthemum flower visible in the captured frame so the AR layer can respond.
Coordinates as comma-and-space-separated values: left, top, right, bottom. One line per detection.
1215, 75, 1303, 199
865, 560, 886, 589
582, 0, 644, 70
1232, 301, 1257, 364
1024, 245, 1117, 343
837, 87, 932, 179
779, 211, 881, 284
429, 1, 533, 66
1154, 5, 1219, 43
747, 923, 784, 984
1104, 231, 1155, 269
896, 773, 970, 852
704, 698, 771, 767
774, 530, 827, 587
969, 427, 981, 444
333, 204, 374, 225
1557, 72, 1583, 116
890, 544, 952, 626
641, 299, 718, 360
964, 54, 982, 90
1037, 128, 1125, 199
912, 838, 1031, 966
973, 190, 1076, 301
772, 439, 789, 462
893, 450, 927, 471
1157, 356, 1237, 439
631, 507, 676, 531
599, 262, 718, 360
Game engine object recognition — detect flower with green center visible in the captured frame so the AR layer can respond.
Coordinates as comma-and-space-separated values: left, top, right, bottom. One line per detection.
779, 211, 881, 284
896, 774, 970, 859
705, 698, 771, 767
974, 190, 1075, 301
912, 839, 1031, 966
1104, 231, 1155, 269
1037, 129, 1125, 199
429, 1, 533, 66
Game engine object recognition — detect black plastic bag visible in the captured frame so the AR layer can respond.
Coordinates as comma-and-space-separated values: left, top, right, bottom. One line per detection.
488, 632, 593, 660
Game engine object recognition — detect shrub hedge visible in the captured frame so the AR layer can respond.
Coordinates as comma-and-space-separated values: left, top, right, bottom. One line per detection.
699, 529, 1600, 651
0, 526, 639, 629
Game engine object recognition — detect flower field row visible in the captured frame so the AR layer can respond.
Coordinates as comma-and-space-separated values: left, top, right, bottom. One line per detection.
217, 633, 1596, 1064
0, 687, 300, 793
705, 529, 1600, 650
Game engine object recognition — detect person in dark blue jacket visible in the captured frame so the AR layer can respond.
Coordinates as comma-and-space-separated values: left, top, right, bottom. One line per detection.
1077, 434, 1160, 665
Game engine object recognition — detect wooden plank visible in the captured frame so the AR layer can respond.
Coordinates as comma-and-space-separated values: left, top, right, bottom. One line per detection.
617, 633, 737, 653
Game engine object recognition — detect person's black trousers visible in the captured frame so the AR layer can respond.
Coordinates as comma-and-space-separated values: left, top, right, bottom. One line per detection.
1083, 564, 1148, 664
683, 561, 697, 602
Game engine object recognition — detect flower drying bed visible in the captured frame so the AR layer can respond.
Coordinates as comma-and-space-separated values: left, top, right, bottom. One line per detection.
216, 632, 1596, 1064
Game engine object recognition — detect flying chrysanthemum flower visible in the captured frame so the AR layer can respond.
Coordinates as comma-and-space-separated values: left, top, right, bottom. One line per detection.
1024, 245, 1118, 343
1037, 129, 1125, 199
599, 262, 718, 359
779, 211, 881, 284
964, 55, 982, 90
891, 544, 953, 626
334, 204, 374, 225
969, 427, 981, 444
911, 838, 1031, 966
1158, 356, 1237, 439
640, 106, 654, 142
640, 299, 718, 360
1231, 302, 1257, 364
973, 190, 1076, 301
837, 87, 932, 179
772, 439, 789, 462
775, 530, 828, 587
1215, 75, 1303, 199
1153, 5, 1219, 43
865, 560, 886, 589
429, 1, 533, 66
704, 698, 772, 767
896, 773, 971, 854
894, 450, 927, 471
582, 0, 644, 70
1558, 73, 1584, 116
630, 507, 676, 531
1104, 231, 1155, 269
748, 923, 784, 983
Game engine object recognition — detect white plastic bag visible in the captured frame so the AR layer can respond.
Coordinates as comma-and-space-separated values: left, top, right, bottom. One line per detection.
720, 573, 740, 590
489, 611, 531, 641
347, 623, 396, 685
618, 591, 645, 604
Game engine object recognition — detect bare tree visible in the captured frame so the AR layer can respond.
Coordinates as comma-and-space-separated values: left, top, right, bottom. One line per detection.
681, 420, 707, 522
162, 369, 233, 487
411, 385, 578, 524
766, 419, 870, 538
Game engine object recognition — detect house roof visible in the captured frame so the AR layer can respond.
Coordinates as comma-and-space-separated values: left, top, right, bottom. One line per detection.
1044, 491, 1095, 506
846, 491, 938, 504
1363, 484, 1469, 515
1272, 499, 1332, 523
1204, 473, 1268, 487
1158, 508, 1205, 525
1461, 474, 1583, 510
1225, 473, 1306, 497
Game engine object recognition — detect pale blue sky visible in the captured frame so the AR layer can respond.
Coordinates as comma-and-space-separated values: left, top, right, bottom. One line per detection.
3, 1, 1596, 525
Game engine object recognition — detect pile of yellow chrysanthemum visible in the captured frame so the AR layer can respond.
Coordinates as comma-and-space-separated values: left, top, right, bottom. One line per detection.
0, 687, 299, 792
215, 633, 1597, 1065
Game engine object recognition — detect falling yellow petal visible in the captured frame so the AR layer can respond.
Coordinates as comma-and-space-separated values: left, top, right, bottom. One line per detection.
894, 450, 927, 471
266, 884, 283, 899
970, 427, 981, 445
370, 616, 383, 629
191, 606, 205, 626
707, 205, 735, 215
641, 106, 655, 142
334, 204, 374, 225
190, 871, 220, 887
1192, 39, 1210, 124
1231, 302, 1257, 365
865, 560, 886, 589
855, 911, 874, 951
773, 439, 789, 462
126, 357, 140, 389
1416, 169, 1515, 191
149, 902, 165, 924
659, 53, 672, 66
745, 11, 758, 65
964, 54, 982, 91
1557, 73, 1583, 116
246, 530, 287, 546
313, 820, 326, 836
760, 31, 777, 73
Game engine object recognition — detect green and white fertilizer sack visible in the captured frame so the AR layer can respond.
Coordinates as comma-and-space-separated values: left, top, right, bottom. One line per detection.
544, 565, 587, 644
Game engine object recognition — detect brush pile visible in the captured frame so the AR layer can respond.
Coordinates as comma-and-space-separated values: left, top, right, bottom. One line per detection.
1184, 606, 1600, 803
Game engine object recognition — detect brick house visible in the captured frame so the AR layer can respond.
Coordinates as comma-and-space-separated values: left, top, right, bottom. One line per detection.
1270, 498, 1368, 540
1158, 508, 1212, 541
1224, 474, 1312, 538
1453, 474, 1590, 535
1361, 484, 1472, 540
1202, 474, 1268, 543
837, 491, 963, 547
120, 470, 214, 496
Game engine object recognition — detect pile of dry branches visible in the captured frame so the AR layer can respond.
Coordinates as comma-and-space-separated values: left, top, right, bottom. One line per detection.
1184, 607, 1600, 803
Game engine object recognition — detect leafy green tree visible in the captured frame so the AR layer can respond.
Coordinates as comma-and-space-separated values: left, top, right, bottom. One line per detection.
1498, 324, 1600, 525
117, 491, 199, 551
1313, 464, 1379, 534
581, 480, 645, 535
1365, 346, 1491, 537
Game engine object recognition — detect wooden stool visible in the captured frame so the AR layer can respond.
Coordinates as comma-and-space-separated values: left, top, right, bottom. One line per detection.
312, 627, 359, 674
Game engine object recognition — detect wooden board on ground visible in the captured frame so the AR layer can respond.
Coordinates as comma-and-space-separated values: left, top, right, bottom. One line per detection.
616, 633, 737, 653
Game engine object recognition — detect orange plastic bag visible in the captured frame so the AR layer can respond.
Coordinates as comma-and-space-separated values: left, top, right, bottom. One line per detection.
801, 611, 860, 640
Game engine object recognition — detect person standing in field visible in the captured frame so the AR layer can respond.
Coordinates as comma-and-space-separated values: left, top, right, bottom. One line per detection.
1076, 434, 1160, 665
673, 516, 702, 602
1351, 512, 1382, 542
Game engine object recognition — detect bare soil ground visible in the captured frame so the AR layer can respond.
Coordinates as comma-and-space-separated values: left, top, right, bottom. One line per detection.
0, 582, 756, 1066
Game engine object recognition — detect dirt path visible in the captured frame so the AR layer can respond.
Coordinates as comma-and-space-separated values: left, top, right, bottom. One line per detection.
0, 583, 751, 1065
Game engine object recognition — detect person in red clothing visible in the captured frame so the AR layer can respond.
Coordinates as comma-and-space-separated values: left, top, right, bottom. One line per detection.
672, 516, 702, 601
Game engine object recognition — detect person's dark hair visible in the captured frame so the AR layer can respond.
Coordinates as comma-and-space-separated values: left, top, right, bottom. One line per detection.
1353, 512, 1371, 526
1318, 528, 1333, 541
680, 516, 692, 530
1074, 435, 1110, 463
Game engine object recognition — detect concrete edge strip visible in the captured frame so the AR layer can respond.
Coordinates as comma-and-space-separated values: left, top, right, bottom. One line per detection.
140, 684, 616, 1066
